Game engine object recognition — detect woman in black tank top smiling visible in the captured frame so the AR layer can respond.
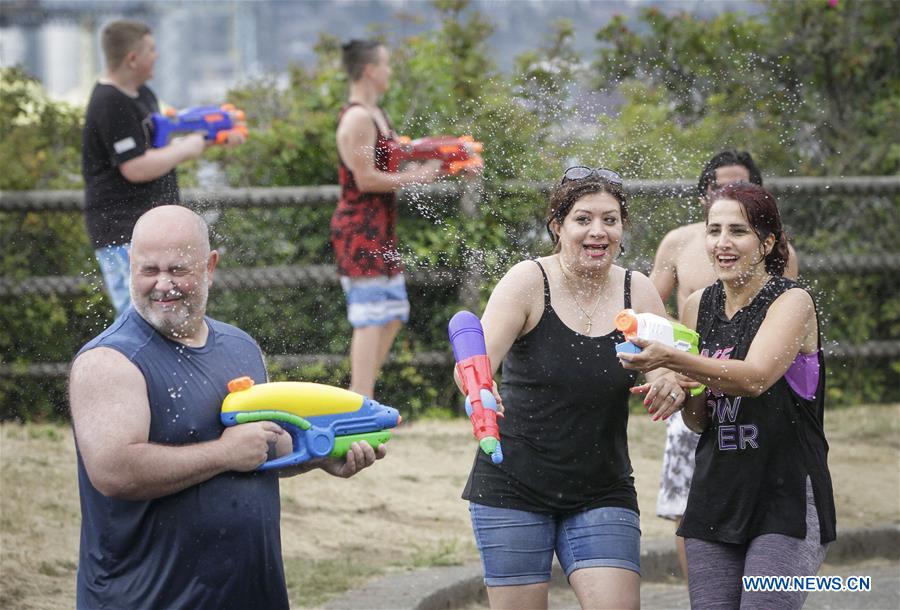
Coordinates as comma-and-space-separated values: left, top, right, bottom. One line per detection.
619, 183, 835, 609
460, 169, 686, 610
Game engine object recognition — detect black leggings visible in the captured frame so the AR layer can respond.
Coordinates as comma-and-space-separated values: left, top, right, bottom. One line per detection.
684, 480, 829, 609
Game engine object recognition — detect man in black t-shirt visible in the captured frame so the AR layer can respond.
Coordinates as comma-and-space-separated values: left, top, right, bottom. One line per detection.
82, 19, 241, 315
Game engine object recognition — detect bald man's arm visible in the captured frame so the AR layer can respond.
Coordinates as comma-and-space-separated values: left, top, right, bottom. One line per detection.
70, 347, 283, 500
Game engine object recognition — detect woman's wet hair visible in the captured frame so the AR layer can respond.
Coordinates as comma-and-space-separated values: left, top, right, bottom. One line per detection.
341, 39, 383, 81
698, 150, 763, 199
708, 182, 789, 276
546, 177, 628, 252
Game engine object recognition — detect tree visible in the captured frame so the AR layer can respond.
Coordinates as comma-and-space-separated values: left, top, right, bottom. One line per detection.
589, 0, 900, 176
0, 66, 83, 191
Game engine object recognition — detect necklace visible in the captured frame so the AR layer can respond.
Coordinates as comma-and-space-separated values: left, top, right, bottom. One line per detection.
558, 258, 606, 334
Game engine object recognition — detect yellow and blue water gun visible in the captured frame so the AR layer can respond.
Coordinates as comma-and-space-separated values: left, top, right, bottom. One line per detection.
221, 377, 401, 471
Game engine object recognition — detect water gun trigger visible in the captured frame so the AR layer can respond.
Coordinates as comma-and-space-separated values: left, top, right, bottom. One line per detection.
258, 424, 335, 471
258, 423, 308, 471
479, 388, 497, 411
463, 388, 498, 416
614, 341, 642, 355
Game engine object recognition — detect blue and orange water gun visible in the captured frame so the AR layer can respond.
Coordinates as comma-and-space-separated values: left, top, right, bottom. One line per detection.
151, 103, 248, 148
449, 311, 503, 464
221, 377, 400, 471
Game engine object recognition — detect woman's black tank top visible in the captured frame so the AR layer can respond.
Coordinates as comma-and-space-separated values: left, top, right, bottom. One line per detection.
678, 277, 836, 544
462, 261, 639, 515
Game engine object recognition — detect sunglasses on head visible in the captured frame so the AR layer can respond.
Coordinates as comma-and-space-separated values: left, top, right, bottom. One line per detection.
560, 166, 623, 186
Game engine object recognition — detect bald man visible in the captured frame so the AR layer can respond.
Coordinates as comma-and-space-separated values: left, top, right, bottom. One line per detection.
69, 206, 384, 609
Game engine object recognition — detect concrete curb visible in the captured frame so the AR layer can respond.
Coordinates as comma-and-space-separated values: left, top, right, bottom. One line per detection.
324, 525, 899, 610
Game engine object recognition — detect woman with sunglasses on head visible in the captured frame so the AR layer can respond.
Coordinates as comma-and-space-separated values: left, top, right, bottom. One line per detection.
459, 167, 684, 610
618, 182, 836, 610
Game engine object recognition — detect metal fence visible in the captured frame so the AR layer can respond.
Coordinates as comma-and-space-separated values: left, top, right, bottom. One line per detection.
2, 176, 899, 379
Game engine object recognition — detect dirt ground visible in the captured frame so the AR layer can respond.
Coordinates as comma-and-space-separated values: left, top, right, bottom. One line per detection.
1, 404, 898, 609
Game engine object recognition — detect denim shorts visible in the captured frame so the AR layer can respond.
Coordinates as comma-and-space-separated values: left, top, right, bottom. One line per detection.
469, 502, 641, 586
95, 244, 131, 316
339, 274, 409, 328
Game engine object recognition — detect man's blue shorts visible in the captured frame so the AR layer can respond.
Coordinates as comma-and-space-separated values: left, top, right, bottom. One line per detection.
469, 502, 641, 586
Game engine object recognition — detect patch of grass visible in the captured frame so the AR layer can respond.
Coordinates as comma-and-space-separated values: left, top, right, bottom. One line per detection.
417, 406, 457, 420
39, 500, 67, 514
281, 494, 300, 512
27, 425, 62, 441
408, 538, 471, 568
283, 556, 384, 608
37, 558, 76, 577
23, 456, 51, 467
0, 584, 26, 609
404, 430, 464, 450
825, 404, 900, 447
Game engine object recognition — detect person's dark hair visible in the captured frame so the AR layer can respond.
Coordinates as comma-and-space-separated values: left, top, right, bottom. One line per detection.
102, 19, 151, 70
708, 182, 789, 276
341, 39, 383, 81
546, 176, 628, 253
697, 150, 763, 199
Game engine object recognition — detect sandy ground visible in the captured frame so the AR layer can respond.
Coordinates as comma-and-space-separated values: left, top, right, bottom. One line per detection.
1, 404, 898, 609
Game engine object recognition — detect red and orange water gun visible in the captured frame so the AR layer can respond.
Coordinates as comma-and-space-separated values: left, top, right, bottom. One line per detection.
386, 135, 483, 175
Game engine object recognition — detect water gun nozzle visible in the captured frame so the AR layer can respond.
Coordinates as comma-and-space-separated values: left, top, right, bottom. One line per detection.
615, 309, 638, 337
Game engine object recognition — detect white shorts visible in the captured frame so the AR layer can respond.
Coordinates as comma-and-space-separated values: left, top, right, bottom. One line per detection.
656, 410, 701, 521
340, 274, 410, 328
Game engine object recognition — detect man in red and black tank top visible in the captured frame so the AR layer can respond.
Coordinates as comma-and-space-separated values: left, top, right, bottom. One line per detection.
332, 40, 444, 399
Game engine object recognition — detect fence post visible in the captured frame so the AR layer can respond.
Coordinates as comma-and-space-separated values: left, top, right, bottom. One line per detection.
458, 176, 485, 314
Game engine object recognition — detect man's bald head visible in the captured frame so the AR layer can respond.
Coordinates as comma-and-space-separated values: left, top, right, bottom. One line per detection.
132, 205, 210, 255
129, 205, 218, 344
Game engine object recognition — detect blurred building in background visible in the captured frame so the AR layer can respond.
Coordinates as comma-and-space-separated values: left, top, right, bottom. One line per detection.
0, 0, 759, 108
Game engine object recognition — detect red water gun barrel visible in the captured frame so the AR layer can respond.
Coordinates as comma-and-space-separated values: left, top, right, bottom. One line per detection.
448, 311, 503, 463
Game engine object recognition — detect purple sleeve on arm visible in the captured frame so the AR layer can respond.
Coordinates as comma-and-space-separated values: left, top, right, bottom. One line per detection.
784, 351, 820, 401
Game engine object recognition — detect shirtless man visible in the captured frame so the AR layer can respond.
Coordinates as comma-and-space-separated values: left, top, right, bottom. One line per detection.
649, 150, 799, 581
651, 150, 798, 318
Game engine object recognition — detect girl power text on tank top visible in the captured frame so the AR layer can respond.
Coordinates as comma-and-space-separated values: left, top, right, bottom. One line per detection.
463, 262, 639, 514
330, 103, 402, 278
678, 277, 836, 545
